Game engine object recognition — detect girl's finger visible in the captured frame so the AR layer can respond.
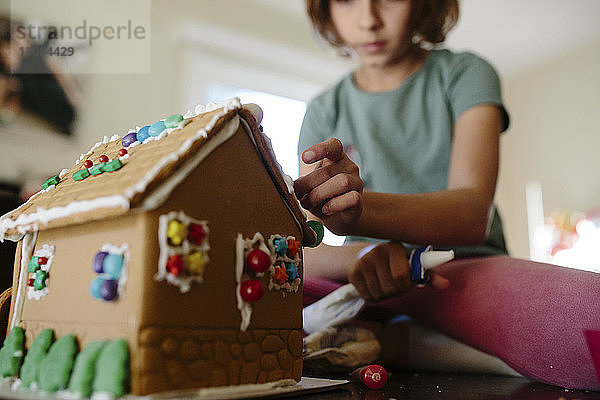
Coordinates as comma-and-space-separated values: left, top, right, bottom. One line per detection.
303, 173, 363, 212
429, 272, 451, 289
321, 190, 362, 216
302, 138, 344, 164
349, 270, 372, 302
363, 269, 384, 302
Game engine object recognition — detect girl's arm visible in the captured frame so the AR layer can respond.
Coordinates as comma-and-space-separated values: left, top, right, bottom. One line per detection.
352, 104, 502, 245
297, 103, 502, 246
301, 241, 373, 280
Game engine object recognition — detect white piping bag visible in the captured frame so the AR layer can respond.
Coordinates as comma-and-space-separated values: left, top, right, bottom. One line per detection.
303, 246, 454, 335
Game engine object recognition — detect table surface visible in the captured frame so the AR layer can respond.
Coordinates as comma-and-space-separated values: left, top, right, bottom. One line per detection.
301, 370, 600, 400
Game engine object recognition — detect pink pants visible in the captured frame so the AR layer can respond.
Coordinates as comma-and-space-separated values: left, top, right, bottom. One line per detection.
303, 256, 600, 390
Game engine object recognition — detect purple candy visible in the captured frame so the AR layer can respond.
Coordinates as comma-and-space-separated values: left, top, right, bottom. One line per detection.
100, 279, 118, 301
93, 251, 108, 273
121, 132, 138, 147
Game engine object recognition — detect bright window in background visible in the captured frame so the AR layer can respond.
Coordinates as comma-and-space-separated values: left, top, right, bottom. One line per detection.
204, 83, 345, 246
527, 180, 600, 272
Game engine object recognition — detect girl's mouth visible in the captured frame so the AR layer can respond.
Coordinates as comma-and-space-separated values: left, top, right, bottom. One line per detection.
361, 41, 386, 54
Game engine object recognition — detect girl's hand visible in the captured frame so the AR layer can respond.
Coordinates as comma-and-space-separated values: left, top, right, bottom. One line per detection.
349, 242, 450, 302
294, 138, 364, 235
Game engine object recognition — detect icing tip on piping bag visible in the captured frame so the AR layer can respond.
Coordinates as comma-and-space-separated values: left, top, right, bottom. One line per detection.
303, 246, 454, 335
409, 245, 454, 286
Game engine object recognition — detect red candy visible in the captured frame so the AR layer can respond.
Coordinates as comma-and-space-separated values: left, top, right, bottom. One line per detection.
246, 249, 270, 273
273, 266, 288, 285
118, 148, 128, 157
84, 160, 93, 168
98, 155, 109, 163
352, 364, 388, 390
166, 254, 184, 276
188, 223, 206, 244
27, 278, 34, 287
38, 257, 48, 265
240, 279, 264, 302
287, 239, 300, 257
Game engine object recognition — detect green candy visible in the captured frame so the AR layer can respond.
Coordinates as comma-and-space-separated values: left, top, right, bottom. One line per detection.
39, 334, 78, 392
73, 168, 90, 181
306, 220, 324, 248
28, 257, 40, 273
164, 114, 184, 128
68, 340, 106, 397
93, 339, 129, 397
103, 159, 122, 172
41, 174, 60, 190
0, 326, 25, 378
89, 162, 106, 176
33, 278, 45, 291
33, 270, 48, 290
20, 329, 54, 388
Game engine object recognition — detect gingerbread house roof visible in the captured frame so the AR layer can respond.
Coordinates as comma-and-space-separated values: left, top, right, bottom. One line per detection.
0, 98, 317, 246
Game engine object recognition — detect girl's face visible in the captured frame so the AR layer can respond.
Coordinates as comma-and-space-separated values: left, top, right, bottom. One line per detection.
330, 0, 413, 68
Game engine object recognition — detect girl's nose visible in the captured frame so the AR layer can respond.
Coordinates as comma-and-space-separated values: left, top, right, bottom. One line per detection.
358, 0, 383, 31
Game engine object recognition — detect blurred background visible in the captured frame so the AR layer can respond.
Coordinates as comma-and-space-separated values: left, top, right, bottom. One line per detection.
1, 0, 599, 273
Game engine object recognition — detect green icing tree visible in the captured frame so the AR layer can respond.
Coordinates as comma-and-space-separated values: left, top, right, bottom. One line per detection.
92, 339, 129, 397
68, 340, 106, 397
38, 334, 78, 392
0, 326, 25, 378
20, 328, 54, 388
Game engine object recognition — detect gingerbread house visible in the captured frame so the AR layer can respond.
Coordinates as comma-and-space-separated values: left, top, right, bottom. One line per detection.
0, 98, 319, 396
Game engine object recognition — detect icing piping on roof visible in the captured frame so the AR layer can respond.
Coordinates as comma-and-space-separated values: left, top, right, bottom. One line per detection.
1, 194, 130, 239
125, 98, 241, 202
0, 98, 242, 242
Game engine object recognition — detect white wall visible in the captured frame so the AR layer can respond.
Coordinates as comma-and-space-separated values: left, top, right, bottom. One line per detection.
497, 40, 600, 258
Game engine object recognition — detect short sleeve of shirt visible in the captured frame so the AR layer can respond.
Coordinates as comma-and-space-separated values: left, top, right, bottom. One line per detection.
448, 53, 510, 131
298, 97, 330, 154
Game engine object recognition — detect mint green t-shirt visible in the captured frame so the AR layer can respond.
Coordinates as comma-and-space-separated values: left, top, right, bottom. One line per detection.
298, 49, 509, 257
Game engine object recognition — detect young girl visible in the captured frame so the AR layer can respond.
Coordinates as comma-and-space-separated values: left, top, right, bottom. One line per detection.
296, 0, 507, 300
295, 0, 600, 390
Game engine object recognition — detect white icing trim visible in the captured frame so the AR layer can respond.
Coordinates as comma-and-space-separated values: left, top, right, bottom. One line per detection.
11, 231, 37, 330
27, 243, 55, 300
266, 235, 301, 295
236, 232, 301, 331
155, 211, 210, 293
97, 243, 130, 301
0, 195, 130, 240
235, 233, 253, 332
0, 191, 44, 242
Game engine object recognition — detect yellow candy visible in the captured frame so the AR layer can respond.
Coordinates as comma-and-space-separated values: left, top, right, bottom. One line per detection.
185, 252, 208, 275
167, 220, 187, 246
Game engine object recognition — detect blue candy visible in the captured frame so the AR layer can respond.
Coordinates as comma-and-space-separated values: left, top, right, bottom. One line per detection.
136, 125, 150, 143
274, 238, 288, 256
148, 121, 166, 137
90, 276, 105, 300
103, 254, 124, 279
121, 132, 138, 147
285, 262, 299, 281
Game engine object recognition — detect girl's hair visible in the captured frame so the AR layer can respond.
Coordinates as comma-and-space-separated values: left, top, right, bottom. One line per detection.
306, 0, 459, 50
